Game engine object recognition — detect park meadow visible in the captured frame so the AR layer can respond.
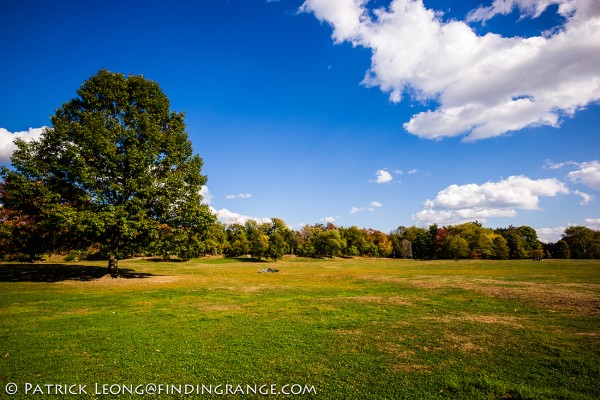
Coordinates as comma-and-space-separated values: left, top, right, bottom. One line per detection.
1, 256, 598, 399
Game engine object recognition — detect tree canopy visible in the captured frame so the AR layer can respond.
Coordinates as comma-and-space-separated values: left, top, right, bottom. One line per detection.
0, 69, 214, 275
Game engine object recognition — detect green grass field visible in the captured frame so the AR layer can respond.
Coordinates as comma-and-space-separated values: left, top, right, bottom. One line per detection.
1, 257, 599, 399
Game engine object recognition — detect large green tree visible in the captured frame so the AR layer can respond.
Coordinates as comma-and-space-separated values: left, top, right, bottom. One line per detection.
0, 69, 213, 276
562, 226, 600, 259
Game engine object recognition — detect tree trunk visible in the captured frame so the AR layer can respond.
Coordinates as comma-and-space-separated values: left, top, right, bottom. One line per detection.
108, 255, 119, 278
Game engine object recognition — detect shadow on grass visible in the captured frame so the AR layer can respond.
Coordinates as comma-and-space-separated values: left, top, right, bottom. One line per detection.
145, 257, 188, 263
230, 257, 268, 263
0, 263, 156, 283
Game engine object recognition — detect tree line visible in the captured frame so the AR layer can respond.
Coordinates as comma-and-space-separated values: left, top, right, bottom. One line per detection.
204, 220, 600, 261
2, 206, 599, 263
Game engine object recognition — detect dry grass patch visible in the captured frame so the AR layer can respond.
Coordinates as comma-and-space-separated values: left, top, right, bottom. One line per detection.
317, 295, 414, 306
335, 329, 363, 336
359, 274, 600, 317
57, 274, 182, 288
63, 308, 93, 315
425, 314, 525, 328
463, 279, 600, 317
191, 303, 242, 312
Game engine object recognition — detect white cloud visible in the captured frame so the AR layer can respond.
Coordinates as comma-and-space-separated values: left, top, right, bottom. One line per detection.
567, 160, 600, 190
467, 0, 580, 23
536, 226, 567, 243
538, 218, 600, 242
574, 190, 593, 205
372, 169, 393, 183
543, 159, 580, 170
585, 218, 600, 230
226, 193, 253, 199
321, 216, 337, 223
351, 201, 382, 213
408, 169, 418, 174
200, 185, 213, 205
210, 206, 271, 226
0, 127, 46, 163
301, 0, 600, 141
413, 175, 569, 225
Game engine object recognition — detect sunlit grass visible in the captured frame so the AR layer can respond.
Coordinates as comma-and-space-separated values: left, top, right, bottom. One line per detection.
1, 257, 598, 399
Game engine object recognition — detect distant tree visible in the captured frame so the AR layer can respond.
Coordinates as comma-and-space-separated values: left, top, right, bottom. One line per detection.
562, 226, 600, 259
314, 229, 345, 258
443, 235, 469, 259
201, 222, 227, 256
553, 239, 571, 259
267, 231, 287, 261
295, 225, 317, 257
413, 228, 433, 259
518, 226, 542, 250
245, 220, 269, 260
265, 218, 290, 261
0, 70, 213, 275
399, 239, 412, 259
226, 224, 249, 257
390, 226, 418, 258
491, 235, 510, 260
497, 228, 530, 259
341, 226, 369, 256
531, 249, 544, 261
372, 229, 393, 257
448, 222, 495, 259
433, 227, 450, 258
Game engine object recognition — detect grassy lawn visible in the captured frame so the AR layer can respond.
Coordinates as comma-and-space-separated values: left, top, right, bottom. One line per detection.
1, 257, 599, 399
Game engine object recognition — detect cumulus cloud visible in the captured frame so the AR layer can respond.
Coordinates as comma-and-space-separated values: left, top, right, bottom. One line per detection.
226, 193, 253, 199
370, 201, 383, 207
210, 206, 271, 225
538, 217, 600, 242
413, 175, 569, 225
0, 127, 46, 163
321, 216, 337, 223
407, 169, 418, 174
585, 218, 600, 230
301, 0, 600, 141
567, 160, 600, 190
372, 169, 393, 183
536, 226, 567, 243
350, 206, 366, 214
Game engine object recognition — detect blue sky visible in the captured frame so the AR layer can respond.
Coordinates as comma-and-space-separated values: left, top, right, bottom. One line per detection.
1, 0, 599, 242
